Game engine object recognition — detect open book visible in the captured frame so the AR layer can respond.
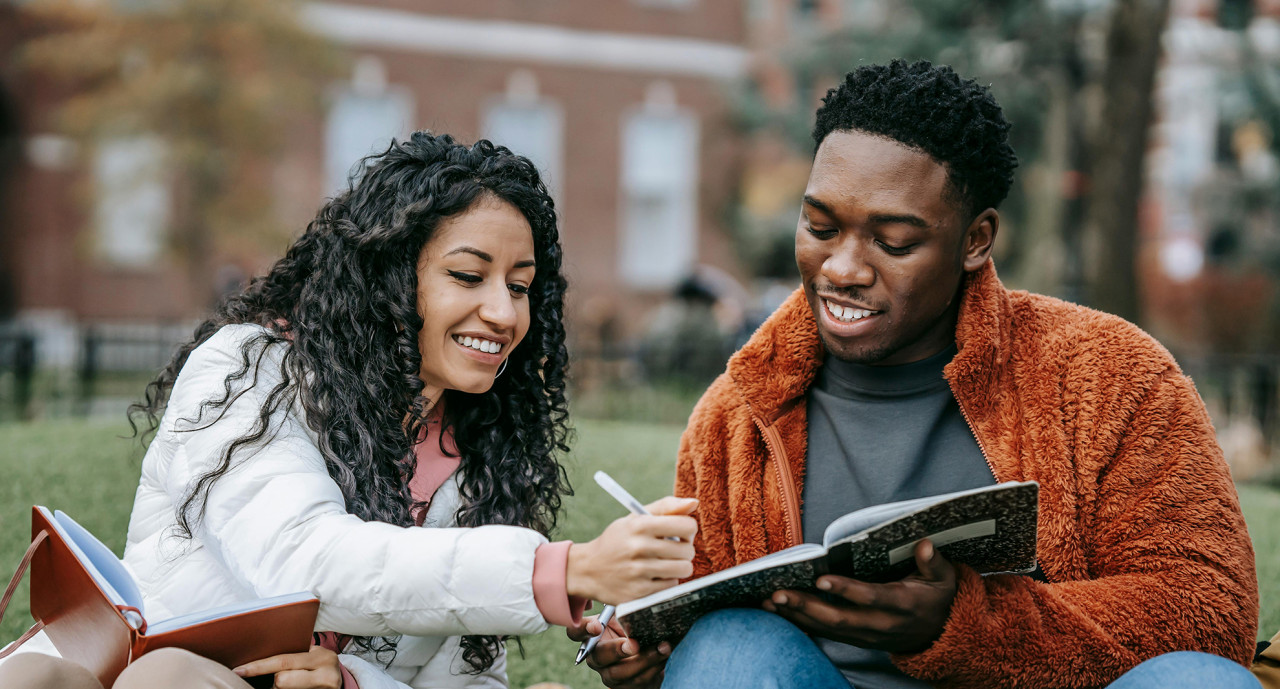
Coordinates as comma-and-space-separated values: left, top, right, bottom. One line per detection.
617, 481, 1039, 646
25, 506, 319, 687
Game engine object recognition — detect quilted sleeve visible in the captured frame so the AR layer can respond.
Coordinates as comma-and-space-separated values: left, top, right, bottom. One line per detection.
160, 326, 550, 639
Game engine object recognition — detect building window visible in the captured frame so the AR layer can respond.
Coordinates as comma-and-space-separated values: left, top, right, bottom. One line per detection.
482, 99, 564, 202
619, 109, 699, 289
325, 88, 413, 195
94, 137, 169, 268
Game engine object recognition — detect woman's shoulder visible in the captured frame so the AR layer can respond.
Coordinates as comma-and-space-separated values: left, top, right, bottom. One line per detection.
196, 322, 276, 355
166, 323, 290, 414
182, 323, 285, 375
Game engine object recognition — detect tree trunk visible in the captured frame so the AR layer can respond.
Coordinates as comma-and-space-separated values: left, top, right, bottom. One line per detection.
1085, 0, 1171, 323
176, 159, 221, 311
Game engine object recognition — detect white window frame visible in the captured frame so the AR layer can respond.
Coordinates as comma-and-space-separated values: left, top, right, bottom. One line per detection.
324, 86, 415, 195
618, 107, 700, 290
93, 136, 170, 268
481, 96, 565, 205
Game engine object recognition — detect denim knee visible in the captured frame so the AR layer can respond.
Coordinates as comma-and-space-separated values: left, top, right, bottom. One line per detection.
664, 609, 849, 689
676, 608, 813, 656
1108, 651, 1261, 689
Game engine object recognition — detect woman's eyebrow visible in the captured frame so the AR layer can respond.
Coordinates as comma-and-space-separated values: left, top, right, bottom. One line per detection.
446, 246, 493, 262
445, 246, 536, 268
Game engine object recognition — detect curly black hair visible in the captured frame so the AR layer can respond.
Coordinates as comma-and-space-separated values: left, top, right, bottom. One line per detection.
812, 59, 1019, 218
129, 132, 572, 673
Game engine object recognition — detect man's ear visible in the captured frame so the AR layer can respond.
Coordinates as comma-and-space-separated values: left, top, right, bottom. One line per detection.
962, 209, 999, 272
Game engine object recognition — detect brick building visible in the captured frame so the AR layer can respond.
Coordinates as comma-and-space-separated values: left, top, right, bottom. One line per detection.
0, 0, 752, 366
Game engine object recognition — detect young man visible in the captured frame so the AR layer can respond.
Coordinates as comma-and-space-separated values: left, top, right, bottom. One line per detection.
570, 60, 1260, 688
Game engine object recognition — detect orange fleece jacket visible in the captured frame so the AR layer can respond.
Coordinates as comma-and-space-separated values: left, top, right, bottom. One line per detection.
674, 261, 1258, 689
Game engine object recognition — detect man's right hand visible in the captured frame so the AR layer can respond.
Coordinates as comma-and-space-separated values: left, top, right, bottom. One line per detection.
565, 496, 698, 605
566, 615, 672, 689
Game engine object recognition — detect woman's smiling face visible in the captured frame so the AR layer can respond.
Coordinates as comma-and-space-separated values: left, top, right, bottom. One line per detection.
415, 195, 536, 399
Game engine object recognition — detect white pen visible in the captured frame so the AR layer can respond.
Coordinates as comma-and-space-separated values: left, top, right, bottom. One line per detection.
574, 471, 667, 665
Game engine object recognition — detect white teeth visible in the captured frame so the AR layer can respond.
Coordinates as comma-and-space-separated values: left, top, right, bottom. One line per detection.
456, 336, 501, 353
825, 299, 875, 323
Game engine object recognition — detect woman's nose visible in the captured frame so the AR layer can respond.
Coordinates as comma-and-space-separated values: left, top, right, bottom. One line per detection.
478, 286, 518, 329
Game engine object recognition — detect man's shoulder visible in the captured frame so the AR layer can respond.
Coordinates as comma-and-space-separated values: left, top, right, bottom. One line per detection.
686, 371, 749, 430
1006, 289, 1177, 374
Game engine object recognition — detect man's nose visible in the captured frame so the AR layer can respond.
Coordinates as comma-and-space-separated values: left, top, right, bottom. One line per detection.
823, 239, 875, 287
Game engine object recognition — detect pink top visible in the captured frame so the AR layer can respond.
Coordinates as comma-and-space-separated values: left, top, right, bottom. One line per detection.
409, 410, 586, 627
320, 408, 586, 688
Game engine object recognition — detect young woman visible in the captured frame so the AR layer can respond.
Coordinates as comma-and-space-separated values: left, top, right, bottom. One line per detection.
0, 133, 697, 689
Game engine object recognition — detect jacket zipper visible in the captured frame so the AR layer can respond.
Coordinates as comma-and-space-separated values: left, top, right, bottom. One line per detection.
946, 377, 997, 480
753, 415, 802, 548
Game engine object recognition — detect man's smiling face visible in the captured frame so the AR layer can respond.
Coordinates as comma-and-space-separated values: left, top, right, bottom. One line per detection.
795, 130, 997, 365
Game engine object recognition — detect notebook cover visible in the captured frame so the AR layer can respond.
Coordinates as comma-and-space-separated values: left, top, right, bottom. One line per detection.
133, 598, 319, 668
28, 506, 135, 687
28, 506, 319, 685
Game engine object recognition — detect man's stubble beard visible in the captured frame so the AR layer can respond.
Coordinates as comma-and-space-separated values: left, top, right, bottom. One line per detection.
815, 315, 901, 365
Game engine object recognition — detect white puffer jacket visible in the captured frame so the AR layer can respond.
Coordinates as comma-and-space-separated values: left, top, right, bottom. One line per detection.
4, 324, 552, 689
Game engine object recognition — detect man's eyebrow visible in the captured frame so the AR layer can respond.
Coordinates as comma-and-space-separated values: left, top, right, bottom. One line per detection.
446, 246, 536, 269
867, 213, 932, 229
802, 195, 835, 215
804, 196, 932, 229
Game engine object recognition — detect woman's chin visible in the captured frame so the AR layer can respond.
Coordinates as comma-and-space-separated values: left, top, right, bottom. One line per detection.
450, 375, 498, 395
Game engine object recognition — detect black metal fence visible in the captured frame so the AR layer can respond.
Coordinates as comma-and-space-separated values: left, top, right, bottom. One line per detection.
1, 322, 1280, 456
0, 329, 36, 420
0, 323, 190, 421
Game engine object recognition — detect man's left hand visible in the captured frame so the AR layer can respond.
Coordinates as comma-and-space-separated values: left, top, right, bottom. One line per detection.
762, 539, 957, 653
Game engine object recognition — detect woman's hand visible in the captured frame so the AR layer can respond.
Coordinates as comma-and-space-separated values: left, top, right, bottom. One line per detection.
233, 645, 344, 689
566, 496, 698, 605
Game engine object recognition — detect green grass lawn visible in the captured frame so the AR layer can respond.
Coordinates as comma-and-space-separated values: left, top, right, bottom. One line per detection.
1, 418, 1277, 689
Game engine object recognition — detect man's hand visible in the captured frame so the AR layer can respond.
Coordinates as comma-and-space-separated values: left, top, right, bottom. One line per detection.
763, 539, 957, 653
566, 614, 671, 689
233, 645, 343, 689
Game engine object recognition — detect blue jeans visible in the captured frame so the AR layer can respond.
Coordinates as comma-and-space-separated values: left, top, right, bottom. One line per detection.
661, 609, 1261, 689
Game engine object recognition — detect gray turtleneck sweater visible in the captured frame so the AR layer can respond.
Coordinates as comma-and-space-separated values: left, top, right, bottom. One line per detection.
802, 344, 993, 689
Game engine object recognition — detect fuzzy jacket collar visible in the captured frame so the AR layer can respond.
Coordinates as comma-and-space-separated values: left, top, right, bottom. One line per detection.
727, 260, 1013, 422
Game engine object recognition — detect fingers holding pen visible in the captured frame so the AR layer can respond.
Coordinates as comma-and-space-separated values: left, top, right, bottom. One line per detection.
565, 502, 700, 604
644, 496, 699, 517
633, 514, 699, 543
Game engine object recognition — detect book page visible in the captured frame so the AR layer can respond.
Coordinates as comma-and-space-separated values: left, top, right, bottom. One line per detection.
616, 543, 824, 618
47, 509, 146, 628
619, 557, 822, 646
146, 592, 318, 635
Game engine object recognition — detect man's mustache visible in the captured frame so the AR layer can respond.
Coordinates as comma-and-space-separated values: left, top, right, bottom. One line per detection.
813, 285, 888, 312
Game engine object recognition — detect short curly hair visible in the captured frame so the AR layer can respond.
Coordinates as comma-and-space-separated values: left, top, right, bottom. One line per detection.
812, 59, 1018, 218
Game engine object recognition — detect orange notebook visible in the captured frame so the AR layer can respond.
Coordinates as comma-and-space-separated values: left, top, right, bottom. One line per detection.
22, 506, 319, 687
